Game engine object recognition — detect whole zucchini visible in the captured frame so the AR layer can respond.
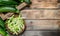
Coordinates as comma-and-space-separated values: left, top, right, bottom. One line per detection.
18, 0, 31, 4
0, 0, 18, 5
0, 7, 19, 13
0, 17, 5, 29
19, 0, 24, 3
24, 0, 31, 4
0, 27, 8, 36
0, 27, 10, 36
0, 5, 17, 7
13, 0, 21, 3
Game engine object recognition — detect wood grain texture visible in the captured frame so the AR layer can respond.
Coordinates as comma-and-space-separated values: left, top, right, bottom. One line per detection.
23, 31, 58, 36
21, 9, 60, 19
30, 0, 57, 8
24, 20, 59, 30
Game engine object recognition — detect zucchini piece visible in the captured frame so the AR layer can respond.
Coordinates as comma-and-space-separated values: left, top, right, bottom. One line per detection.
0, 17, 5, 29
24, 0, 31, 4
0, 27, 7, 36
0, 0, 18, 5
0, 7, 19, 13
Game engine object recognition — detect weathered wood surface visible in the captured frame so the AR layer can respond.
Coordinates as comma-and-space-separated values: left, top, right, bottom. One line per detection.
30, 0, 57, 8
25, 20, 59, 30
20, 0, 59, 36
21, 9, 60, 19
21, 19, 59, 36
22, 31, 58, 36
16, 2, 27, 10
20, 9, 60, 30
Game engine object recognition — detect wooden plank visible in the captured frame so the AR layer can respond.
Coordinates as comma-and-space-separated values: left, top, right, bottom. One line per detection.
30, 0, 57, 8
21, 9, 60, 19
16, 2, 27, 10
24, 31, 58, 36
24, 20, 59, 30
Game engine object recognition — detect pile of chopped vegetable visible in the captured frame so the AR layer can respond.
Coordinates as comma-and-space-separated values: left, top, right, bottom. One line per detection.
6, 15, 25, 35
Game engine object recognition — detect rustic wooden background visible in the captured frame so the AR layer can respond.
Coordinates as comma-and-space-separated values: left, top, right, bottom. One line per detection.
20, 0, 60, 36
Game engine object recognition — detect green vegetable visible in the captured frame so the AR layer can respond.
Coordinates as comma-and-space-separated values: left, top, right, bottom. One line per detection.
13, 0, 22, 3
0, 17, 9, 36
19, 0, 24, 3
0, 0, 18, 5
6, 34, 10, 36
0, 7, 19, 13
18, 0, 31, 4
0, 17, 5, 29
6, 15, 25, 35
0, 27, 9, 36
24, 0, 31, 4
